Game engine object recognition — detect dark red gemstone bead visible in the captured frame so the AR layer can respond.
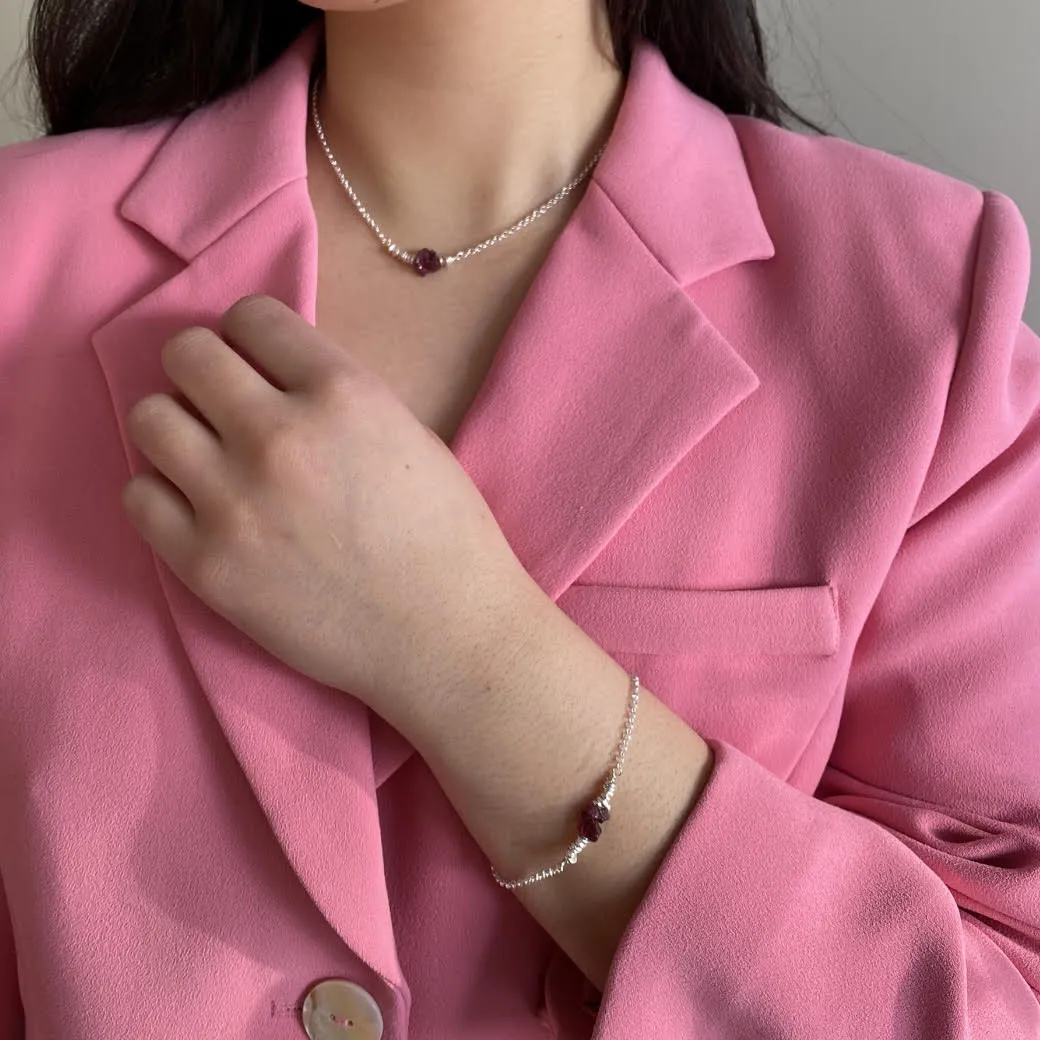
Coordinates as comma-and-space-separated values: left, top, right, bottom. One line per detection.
578, 814, 603, 842
579, 801, 610, 842
413, 249, 442, 276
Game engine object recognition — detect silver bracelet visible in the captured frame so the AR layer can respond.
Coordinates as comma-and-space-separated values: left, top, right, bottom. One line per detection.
491, 675, 641, 890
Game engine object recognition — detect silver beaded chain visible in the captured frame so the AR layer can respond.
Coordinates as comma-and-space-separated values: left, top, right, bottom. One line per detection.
309, 74, 606, 276
492, 675, 641, 891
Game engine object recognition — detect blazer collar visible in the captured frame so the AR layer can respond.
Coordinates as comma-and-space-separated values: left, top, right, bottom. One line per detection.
121, 19, 774, 282
94, 17, 773, 997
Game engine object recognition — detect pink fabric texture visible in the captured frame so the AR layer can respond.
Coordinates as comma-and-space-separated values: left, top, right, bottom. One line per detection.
1, 19, 1038, 1040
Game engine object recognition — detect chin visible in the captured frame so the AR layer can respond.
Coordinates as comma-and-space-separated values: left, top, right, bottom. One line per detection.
299, 0, 413, 10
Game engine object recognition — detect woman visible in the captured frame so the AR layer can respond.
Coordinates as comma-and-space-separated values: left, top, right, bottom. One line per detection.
1, 0, 1037, 1036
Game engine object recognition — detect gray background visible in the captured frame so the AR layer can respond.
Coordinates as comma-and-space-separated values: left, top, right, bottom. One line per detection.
1, 0, 1037, 326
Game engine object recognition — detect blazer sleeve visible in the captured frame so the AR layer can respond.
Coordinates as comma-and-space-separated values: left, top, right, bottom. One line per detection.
594, 191, 1040, 1039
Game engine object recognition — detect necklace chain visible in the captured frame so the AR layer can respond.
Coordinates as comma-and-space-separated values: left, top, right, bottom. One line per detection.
309, 74, 606, 276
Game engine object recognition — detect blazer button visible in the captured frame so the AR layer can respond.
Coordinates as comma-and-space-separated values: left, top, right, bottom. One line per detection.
301, 979, 384, 1040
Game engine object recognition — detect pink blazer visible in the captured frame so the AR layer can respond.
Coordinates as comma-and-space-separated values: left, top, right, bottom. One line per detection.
1, 19, 1038, 1040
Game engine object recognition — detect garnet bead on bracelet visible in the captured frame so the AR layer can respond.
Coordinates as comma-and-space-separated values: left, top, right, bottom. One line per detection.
492, 675, 641, 890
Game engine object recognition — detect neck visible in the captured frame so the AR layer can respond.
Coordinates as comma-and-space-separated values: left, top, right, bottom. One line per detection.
313, 1, 623, 252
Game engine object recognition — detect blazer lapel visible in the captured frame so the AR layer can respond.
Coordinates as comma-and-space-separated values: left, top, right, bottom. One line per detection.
91, 18, 775, 978
445, 34, 776, 605
92, 190, 410, 992
92, 21, 406, 990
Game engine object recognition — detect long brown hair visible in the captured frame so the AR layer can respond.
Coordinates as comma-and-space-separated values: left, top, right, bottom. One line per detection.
24, 0, 822, 137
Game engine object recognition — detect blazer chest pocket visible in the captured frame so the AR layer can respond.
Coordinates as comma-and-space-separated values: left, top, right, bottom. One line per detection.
556, 582, 840, 658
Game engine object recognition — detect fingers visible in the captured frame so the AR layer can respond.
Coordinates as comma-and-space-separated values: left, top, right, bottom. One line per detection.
126, 392, 228, 512
161, 325, 280, 441
218, 295, 367, 394
121, 470, 195, 570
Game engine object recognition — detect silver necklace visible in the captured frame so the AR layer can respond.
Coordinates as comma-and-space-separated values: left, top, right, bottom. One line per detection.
309, 74, 606, 277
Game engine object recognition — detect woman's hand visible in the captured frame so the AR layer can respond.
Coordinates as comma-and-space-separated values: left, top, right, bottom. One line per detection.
122, 294, 539, 726
122, 296, 718, 994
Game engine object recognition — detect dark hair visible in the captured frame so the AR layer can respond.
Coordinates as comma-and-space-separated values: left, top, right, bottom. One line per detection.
25, 0, 822, 137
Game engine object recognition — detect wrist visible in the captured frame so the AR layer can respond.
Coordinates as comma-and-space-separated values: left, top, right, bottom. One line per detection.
407, 594, 636, 870
378, 569, 559, 749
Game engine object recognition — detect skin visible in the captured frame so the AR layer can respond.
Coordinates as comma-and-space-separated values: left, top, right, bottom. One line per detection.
122, 1, 715, 993
302, 0, 624, 252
